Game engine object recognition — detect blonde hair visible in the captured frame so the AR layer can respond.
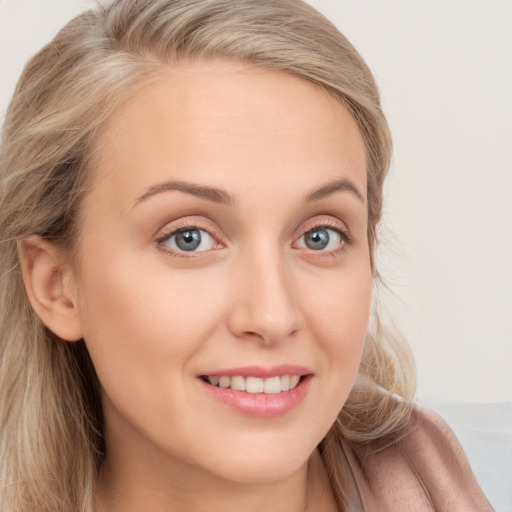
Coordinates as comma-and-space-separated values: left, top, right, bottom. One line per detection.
0, 1, 415, 510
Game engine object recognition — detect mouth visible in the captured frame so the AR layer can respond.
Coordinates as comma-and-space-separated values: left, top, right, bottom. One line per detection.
198, 366, 313, 417
200, 374, 303, 394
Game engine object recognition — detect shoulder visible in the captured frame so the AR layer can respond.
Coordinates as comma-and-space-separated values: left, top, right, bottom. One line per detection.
347, 403, 494, 512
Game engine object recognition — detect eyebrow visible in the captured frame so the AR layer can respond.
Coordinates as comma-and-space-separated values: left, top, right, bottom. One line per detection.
133, 177, 364, 208
134, 180, 235, 207
304, 178, 365, 203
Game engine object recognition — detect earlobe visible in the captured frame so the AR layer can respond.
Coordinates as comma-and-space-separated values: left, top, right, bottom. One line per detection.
18, 236, 83, 342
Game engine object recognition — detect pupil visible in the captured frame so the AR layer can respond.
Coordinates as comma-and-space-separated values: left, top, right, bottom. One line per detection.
306, 228, 329, 250
176, 230, 201, 251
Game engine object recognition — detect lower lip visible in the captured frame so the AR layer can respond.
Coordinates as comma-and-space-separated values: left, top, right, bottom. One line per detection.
200, 376, 312, 418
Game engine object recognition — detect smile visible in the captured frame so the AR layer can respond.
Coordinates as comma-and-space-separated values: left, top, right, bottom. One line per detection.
203, 375, 301, 394
199, 366, 313, 417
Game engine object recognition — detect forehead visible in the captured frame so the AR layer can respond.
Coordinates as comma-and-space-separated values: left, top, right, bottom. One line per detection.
89, 59, 367, 210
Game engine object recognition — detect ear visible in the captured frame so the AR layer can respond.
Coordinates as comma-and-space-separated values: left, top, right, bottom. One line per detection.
18, 236, 83, 342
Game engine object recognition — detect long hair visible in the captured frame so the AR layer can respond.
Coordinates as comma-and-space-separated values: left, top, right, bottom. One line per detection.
0, 1, 416, 510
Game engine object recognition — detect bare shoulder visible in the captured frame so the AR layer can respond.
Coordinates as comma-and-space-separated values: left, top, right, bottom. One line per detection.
349, 403, 494, 511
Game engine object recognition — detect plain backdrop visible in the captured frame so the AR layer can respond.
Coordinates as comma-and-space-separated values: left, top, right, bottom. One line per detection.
1, 0, 511, 404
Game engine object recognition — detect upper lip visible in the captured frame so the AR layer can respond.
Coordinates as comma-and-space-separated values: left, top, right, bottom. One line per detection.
199, 365, 313, 378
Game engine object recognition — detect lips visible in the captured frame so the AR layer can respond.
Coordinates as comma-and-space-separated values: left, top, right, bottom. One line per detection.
199, 365, 313, 417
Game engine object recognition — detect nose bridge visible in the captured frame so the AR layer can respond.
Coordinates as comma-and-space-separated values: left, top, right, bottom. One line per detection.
228, 240, 302, 344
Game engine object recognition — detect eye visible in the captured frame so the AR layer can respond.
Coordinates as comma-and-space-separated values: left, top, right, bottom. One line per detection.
159, 228, 217, 253
295, 227, 344, 251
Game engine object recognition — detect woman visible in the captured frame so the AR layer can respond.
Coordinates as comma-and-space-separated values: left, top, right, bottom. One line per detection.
0, 0, 492, 511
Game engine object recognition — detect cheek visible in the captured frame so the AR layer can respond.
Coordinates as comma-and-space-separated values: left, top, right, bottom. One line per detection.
75, 258, 225, 407
302, 260, 372, 390
305, 261, 372, 342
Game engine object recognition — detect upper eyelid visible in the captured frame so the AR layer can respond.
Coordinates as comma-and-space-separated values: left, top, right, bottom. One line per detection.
156, 218, 223, 241
295, 217, 352, 238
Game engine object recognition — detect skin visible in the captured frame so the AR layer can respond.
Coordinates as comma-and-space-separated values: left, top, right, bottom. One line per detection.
22, 60, 372, 511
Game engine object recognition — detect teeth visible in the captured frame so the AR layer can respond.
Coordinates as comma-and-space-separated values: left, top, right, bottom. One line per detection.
219, 376, 230, 388
230, 376, 246, 391
246, 377, 264, 393
208, 376, 220, 386
263, 376, 281, 394
206, 374, 303, 393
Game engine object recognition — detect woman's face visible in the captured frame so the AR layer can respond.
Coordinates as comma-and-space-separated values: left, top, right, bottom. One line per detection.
73, 60, 371, 485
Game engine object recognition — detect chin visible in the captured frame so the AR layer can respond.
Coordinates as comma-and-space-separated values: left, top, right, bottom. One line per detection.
194, 431, 320, 485
211, 456, 309, 485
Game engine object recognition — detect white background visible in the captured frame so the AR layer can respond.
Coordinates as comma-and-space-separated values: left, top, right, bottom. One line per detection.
1, 0, 511, 404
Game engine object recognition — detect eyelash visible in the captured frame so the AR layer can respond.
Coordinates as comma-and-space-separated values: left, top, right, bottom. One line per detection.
155, 219, 353, 258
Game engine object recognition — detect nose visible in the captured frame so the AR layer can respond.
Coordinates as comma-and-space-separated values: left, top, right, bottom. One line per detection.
226, 247, 303, 346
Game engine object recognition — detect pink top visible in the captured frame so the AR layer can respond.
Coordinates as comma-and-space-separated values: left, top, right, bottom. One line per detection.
340, 404, 494, 511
